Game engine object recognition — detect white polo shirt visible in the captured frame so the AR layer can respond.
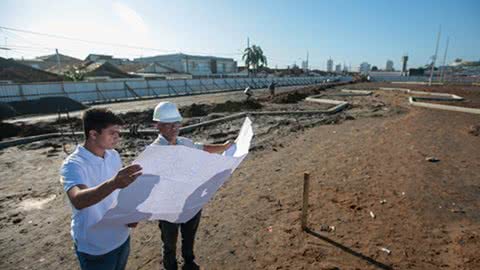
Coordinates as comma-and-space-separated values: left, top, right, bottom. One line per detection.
60, 145, 129, 255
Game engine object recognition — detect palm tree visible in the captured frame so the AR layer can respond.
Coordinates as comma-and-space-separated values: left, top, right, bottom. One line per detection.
242, 45, 267, 76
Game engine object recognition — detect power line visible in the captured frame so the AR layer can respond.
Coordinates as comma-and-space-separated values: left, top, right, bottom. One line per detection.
5, 44, 53, 52
0, 28, 53, 50
0, 25, 242, 57
0, 25, 175, 53
1, 26, 319, 66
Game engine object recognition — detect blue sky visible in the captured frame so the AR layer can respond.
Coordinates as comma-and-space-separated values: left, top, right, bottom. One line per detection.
0, 0, 479, 70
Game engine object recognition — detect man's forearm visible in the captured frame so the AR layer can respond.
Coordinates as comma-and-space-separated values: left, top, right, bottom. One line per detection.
203, 144, 229, 154
68, 178, 118, 210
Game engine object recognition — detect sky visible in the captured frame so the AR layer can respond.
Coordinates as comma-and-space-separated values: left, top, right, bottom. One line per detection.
0, 0, 479, 70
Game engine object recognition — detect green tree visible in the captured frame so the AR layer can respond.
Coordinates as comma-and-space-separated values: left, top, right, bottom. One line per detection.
242, 45, 267, 76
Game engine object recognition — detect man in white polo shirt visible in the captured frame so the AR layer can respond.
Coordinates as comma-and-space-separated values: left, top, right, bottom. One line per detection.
60, 108, 142, 270
151, 101, 231, 270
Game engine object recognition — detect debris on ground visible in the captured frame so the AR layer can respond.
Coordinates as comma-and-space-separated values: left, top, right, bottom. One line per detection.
379, 247, 392, 255
468, 125, 480, 136
426, 157, 440, 163
319, 224, 336, 232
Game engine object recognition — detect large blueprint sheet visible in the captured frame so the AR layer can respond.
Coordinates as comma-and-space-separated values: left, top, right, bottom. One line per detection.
92, 117, 253, 228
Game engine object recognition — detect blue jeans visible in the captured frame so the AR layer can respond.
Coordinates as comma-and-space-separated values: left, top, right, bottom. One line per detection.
75, 237, 130, 270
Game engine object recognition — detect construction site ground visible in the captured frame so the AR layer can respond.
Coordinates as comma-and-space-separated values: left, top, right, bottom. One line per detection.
0, 82, 479, 270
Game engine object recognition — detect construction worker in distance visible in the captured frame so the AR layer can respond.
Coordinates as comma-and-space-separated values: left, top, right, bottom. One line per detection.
244, 86, 253, 100
268, 81, 276, 98
150, 101, 232, 270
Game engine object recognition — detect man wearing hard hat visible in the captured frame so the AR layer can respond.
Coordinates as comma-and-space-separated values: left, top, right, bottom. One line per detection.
151, 101, 232, 270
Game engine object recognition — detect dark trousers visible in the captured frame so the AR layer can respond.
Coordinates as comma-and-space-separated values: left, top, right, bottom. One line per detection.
159, 211, 202, 270
75, 237, 130, 270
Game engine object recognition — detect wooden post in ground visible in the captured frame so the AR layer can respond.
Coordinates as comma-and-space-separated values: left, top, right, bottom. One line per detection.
301, 172, 310, 231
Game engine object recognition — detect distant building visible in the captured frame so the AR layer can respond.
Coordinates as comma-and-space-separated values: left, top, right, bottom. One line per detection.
386, 60, 394, 71
134, 53, 237, 76
367, 71, 404, 82
335, 64, 342, 73
1, 57, 63, 83
446, 59, 480, 78
15, 58, 44, 69
327, 58, 333, 72
79, 62, 137, 79
15, 53, 82, 72
85, 54, 128, 65
359, 62, 371, 74
401, 55, 409, 76
408, 68, 425, 76
301, 60, 308, 73
85, 54, 113, 62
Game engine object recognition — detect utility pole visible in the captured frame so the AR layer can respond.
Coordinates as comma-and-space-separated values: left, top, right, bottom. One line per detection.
4, 37, 8, 58
306, 51, 309, 73
440, 37, 449, 83
55, 48, 62, 73
247, 37, 250, 77
429, 26, 441, 86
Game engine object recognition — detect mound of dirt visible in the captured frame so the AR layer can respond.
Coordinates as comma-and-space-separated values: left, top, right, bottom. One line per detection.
0, 102, 18, 120
180, 100, 263, 118
211, 99, 262, 112
52, 117, 83, 130
18, 122, 58, 137
7, 97, 87, 117
269, 84, 334, 104
180, 103, 211, 117
0, 122, 21, 140
271, 90, 309, 104
0, 122, 57, 141
120, 109, 154, 126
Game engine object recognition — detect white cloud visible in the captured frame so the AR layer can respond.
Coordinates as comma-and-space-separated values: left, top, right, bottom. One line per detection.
112, 2, 149, 34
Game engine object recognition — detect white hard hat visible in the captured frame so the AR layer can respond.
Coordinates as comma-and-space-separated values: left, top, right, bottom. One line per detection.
152, 101, 183, 122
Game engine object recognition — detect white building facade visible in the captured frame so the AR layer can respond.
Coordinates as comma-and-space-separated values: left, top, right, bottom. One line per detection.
335, 64, 342, 73
327, 58, 333, 72
386, 60, 394, 71
359, 62, 371, 74
134, 53, 237, 76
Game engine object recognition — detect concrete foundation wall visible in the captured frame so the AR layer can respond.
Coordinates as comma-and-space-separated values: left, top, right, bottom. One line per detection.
0, 76, 352, 103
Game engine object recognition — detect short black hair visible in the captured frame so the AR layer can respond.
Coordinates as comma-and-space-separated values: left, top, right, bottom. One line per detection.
82, 108, 124, 138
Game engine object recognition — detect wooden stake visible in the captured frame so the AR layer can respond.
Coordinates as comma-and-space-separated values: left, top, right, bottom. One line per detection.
301, 172, 310, 231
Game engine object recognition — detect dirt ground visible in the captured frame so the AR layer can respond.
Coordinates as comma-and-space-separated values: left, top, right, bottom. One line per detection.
0, 82, 479, 270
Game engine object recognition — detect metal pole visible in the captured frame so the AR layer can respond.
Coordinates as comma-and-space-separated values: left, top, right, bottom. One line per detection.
301, 172, 310, 231
429, 26, 441, 86
306, 51, 309, 73
440, 37, 450, 83
4, 37, 8, 58
55, 48, 62, 74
